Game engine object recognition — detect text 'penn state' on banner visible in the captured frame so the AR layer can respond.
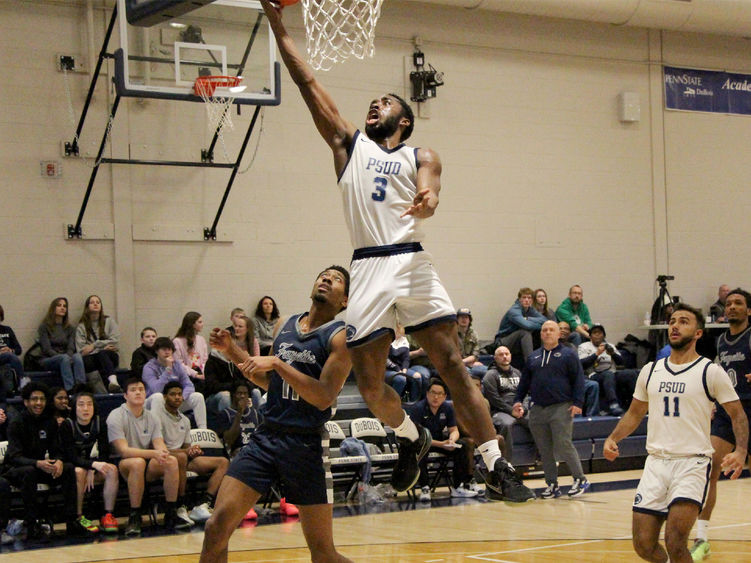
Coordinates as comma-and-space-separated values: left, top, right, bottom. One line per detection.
664, 65, 751, 115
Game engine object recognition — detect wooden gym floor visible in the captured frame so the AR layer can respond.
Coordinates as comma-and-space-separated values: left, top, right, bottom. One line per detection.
3, 471, 750, 562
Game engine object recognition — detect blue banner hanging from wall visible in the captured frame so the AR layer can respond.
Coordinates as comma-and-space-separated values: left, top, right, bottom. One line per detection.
664, 66, 751, 115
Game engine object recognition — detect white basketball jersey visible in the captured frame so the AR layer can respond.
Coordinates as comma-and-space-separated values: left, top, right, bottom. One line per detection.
337, 131, 425, 249
634, 357, 738, 457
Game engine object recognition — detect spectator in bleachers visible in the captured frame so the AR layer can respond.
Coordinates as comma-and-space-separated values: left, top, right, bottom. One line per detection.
558, 321, 599, 417
130, 327, 158, 379
3, 382, 79, 540
75, 295, 121, 393
252, 296, 280, 356
481, 346, 529, 463
0, 385, 7, 441
577, 324, 624, 416
555, 285, 592, 345
408, 379, 478, 501
457, 308, 487, 380
0, 304, 24, 389
173, 311, 208, 392
37, 297, 86, 392
107, 377, 180, 535
154, 381, 229, 526
60, 390, 119, 535
513, 320, 589, 499
533, 288, 557, 321
205, 315, 261, 420
0, 476, 11, 544
218, 380, 263, 459
709, 283, 731, 322
49, 386, 71, 425
143, 337, 207, 429
386, 324, 426, 402
226, 308, 245, 336
494, 288, 546, 362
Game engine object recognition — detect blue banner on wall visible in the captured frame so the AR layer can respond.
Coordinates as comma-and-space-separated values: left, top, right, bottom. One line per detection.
664, 66, 751, 115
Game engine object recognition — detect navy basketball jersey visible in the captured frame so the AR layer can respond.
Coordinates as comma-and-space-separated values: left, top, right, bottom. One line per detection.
337, 130, 424, 249
717, 326, 751, 400
263, 313, 345, 429
66, 416, 100, 460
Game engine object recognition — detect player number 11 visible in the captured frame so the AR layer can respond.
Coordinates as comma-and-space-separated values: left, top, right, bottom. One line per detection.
663, 396, 680, 417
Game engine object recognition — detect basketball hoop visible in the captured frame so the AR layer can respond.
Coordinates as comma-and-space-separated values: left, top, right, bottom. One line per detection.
194, 75, 245, 161
300, 0, 384, 71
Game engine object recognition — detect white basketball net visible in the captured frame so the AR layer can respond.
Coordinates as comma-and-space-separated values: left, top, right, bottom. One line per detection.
300, 0, 384, 71
195, 77, 240, 162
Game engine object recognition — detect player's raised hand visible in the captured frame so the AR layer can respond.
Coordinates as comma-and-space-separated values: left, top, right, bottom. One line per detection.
209, 327, 233, 352
720, 450, 746, 479
401, 188, 437, 219
603, 437, 619, 461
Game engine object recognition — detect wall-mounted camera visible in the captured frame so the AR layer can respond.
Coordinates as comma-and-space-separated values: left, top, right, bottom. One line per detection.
410, 49, 444, 103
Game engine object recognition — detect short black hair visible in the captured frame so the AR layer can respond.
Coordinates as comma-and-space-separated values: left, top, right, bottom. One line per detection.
427, 378, 447, 394
124, 376, 144, 393
231, 379, 251, 395
727, 288, 751, 308
73, 391, 98, 417
388, 93, 415, 141
162, 381, 183, 395
154, 336, 175, 351
672, 303, 705, 331
22, 381, 49, 401
140, 326, 157, 338
320, 265, 350, 296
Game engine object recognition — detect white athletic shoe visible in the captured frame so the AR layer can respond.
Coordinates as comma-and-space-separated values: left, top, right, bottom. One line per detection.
189, 502, 212, 523
175, 506, 195, 529
450, 484, 479, 498
418, 486, 431, 502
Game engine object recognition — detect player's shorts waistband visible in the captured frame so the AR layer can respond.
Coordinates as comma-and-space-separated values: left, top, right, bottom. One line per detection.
352, 242, 423, 260
261, 420, 325, 436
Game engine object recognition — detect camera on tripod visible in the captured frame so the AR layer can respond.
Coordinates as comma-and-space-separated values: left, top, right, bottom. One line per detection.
656, 275, 675, 284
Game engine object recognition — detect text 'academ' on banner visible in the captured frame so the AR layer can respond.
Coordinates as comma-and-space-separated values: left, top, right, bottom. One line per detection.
664, 65, 751, 115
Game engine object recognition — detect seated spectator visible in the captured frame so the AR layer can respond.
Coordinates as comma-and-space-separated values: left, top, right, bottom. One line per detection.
131, 327, 158, 379
2, 382, 79, 540
408, 379, 478, 501
153, 381, 229, 526
0, 385, 7, 442
481, 346, 530, 463
252, 296, 280, 356
386, 324, 426, 402
555, 285, 592, 345
407, 332, 435, 382
558, 322, 599, 417
49, 386, 72, 425
75, 295, 120, 393
107, 377, 181, 535
578, 324, 624, 416
173, 311, 208, 392
226, 308, 245, 336
219, 380, 263, 458
494, 287, 546, 362
513, 321, 589, 499
60, 391, 119, 535
143, 337, 207, 429
0, 476, 10, 545
205, 314, 261, 419
710, 284, 731, 322
0, 304, 25, 389
457, 308, 488, 380
37, 297, 85, 391
533, 289, 557, 321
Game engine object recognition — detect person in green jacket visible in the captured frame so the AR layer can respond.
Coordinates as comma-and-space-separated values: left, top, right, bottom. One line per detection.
555, 285, 592, 345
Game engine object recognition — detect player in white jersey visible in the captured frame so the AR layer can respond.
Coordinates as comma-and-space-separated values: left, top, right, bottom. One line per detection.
604, 304, 748, 563
261, 1, 533, 502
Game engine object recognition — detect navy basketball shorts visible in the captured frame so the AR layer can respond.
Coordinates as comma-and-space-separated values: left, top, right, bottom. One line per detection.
711, 399, 751, 451
226, 425, 332, 505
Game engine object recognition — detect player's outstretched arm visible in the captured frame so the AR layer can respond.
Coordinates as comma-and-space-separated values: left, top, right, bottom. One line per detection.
401, 148, 442, 219
603, 398, 648, 461
260, 1, 356, 153
720, 399, 749, 479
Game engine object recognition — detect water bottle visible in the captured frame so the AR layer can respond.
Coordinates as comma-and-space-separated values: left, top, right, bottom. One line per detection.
643, 311, 651, 326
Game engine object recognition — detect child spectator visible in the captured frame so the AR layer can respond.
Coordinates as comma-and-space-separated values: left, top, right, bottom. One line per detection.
130, 327, 158, 379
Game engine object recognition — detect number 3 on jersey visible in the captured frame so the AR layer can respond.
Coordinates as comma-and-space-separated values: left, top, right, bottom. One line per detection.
371, 177, 387, 201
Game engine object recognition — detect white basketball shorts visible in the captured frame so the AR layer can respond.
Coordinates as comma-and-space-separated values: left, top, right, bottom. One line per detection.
346, 245, 455, 347
632, 454, 711, 515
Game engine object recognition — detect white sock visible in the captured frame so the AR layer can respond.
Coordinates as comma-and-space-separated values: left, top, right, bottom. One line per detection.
108, 374, 119, 385
392, 411, 419, 441
696, 519, 709, 541
479, 439, 505, 470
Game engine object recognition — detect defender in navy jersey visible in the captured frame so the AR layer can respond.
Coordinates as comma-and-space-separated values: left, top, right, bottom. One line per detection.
692, 288, 751, 560
260, 1, 532, 503
603, 304, 747, 563
201, 266, 352, 563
